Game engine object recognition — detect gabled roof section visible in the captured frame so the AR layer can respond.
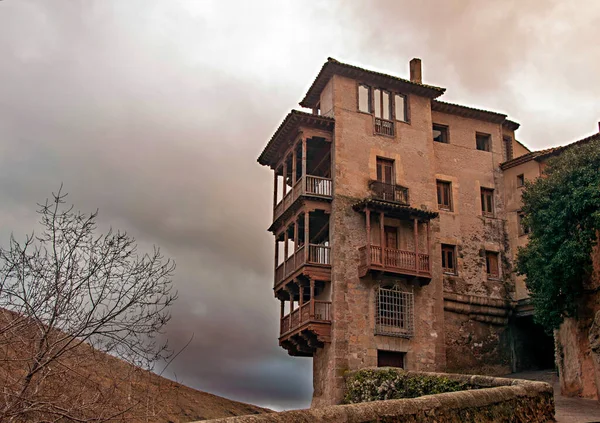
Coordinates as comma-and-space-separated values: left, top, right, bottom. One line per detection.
432, 100, 520, 128
300, 58, 446, 109
500, 132, 600, 170
503, 119, 521, 131
257, 110, 334, 169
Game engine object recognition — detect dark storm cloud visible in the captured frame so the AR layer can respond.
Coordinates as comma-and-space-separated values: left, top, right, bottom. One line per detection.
0, 0, 598, 412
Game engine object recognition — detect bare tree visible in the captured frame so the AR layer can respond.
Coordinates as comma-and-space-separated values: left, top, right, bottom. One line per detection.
0, 188, 177, 422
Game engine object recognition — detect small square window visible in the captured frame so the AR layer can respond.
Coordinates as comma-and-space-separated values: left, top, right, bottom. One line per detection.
436, 180, 453, 211
517, 174, 525, 187
377, 350, 405, 368
481, 188, 494, 217
486, 251, 500, 278
476, 133, 491, 152
433, 124, 449, 143
441, 244, 456, 274
518, 212, 530, 236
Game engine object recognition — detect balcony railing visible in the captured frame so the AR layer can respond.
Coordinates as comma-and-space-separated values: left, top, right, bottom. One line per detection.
359, 244, 430, 276
374, 117, 394, 136
369, 181, 409, 205
280, 299, 331, 335
273, 175, 332, 220
275, 244, 330, 286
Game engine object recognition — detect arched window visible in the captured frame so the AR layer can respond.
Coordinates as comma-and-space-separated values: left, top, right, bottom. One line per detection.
375, 284, 414, 338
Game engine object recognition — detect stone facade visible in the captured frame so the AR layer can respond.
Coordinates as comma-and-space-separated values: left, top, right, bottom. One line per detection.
258, 58, 554, 407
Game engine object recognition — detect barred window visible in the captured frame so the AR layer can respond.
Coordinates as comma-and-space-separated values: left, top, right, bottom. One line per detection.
375, 285, 414, 338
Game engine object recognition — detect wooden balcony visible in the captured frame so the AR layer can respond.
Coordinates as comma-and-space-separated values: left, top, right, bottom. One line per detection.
374, 117, 394, 136
358, 244, 431, 280
369, 181, 409, 205
273, 175, 332, 221
279, 299, 331, 357
274, 244, 331, 288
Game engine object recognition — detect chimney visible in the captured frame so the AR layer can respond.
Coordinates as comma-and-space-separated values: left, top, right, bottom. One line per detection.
410, 58, 422, 84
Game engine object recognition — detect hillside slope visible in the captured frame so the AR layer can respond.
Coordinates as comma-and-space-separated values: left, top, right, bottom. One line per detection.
0, 308, 269, 422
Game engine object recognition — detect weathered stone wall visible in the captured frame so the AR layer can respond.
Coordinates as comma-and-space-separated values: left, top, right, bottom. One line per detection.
310, 72, 521, 406
197, 372, 554, 423
556, 241, 600, 400
502, 159, 542, 300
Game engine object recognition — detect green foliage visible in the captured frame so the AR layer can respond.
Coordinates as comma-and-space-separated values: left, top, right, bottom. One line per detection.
516, 137, 600, 331
344, 369, 473, 404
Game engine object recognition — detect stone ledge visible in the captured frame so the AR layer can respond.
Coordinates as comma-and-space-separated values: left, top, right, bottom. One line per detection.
194, 370, 554, 423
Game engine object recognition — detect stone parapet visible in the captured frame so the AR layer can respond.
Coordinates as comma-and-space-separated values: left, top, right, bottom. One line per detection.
195, 371, 554, 423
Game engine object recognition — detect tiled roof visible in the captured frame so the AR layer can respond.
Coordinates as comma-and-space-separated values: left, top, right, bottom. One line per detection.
352, 199, 439, 221
257, 110, 334, 169
432, 100, 520, 129
300, 58, 446, 109
500, 132, 600, 170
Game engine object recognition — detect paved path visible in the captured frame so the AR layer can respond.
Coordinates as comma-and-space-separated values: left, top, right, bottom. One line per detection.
506, 370, 600, 423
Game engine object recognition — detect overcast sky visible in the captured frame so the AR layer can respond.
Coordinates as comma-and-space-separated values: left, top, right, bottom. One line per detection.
0, 0, 598, 411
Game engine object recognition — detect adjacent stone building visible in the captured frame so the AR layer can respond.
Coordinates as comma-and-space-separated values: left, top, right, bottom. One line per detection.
257, 58, 557, 406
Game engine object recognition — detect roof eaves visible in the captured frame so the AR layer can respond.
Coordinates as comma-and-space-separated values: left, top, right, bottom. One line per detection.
257, 110, 334, 169
300, 58, 446, 109
432, 100, 507, 124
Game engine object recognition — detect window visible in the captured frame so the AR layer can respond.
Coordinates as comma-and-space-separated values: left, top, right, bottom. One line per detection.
486, 251, 500, 278
373, 88, 391, 120
375, 285, 413, 338
357, 84, 408, 132
376, 158, 394, 184
395, 94, 407, 122
441, 244, 456, 274
476, 133, 491, 151
481, 188, 494, 216
358, 84, 371, 113
503, 136, 513, 160
433, 124, 448, 143
517, 174, 525, 187
377, 350, 405, 368
436, 180, 452, 211
518, 212, 530, 236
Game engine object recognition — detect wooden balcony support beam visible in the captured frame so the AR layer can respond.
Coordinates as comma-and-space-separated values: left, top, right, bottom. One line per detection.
379, 211, 385, 250
302, 137, 307, 180
365, 208, 371, 246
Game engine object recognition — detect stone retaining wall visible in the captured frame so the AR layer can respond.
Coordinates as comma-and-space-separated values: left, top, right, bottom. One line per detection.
195, 372, 554, 423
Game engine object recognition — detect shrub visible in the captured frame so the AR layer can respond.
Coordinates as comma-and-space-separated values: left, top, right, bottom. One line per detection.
344, 369, 474, 404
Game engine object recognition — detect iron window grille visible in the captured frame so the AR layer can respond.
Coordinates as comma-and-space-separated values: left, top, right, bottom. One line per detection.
375, 285, 414, 338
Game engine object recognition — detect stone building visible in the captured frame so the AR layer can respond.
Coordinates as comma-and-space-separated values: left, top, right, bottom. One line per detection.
257, 57, 555, 406
502, 132, 600, 400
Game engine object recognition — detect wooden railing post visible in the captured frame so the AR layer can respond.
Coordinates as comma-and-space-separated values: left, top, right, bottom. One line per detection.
282, 157, 288, 199
379, 212, 385, 266
280, 299, 285, 319
274, 236, 279, 277
287, 285, 294, 314
426, 221, 431, 272
273, 170, 278, 211
309, 279, 315, 318
413, 218, 419, 274
292, 142, 297, 186
293, 216, 298, 256
304, 211, 310, 263
302, 137, 307, 186
284, 227, 289, 277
